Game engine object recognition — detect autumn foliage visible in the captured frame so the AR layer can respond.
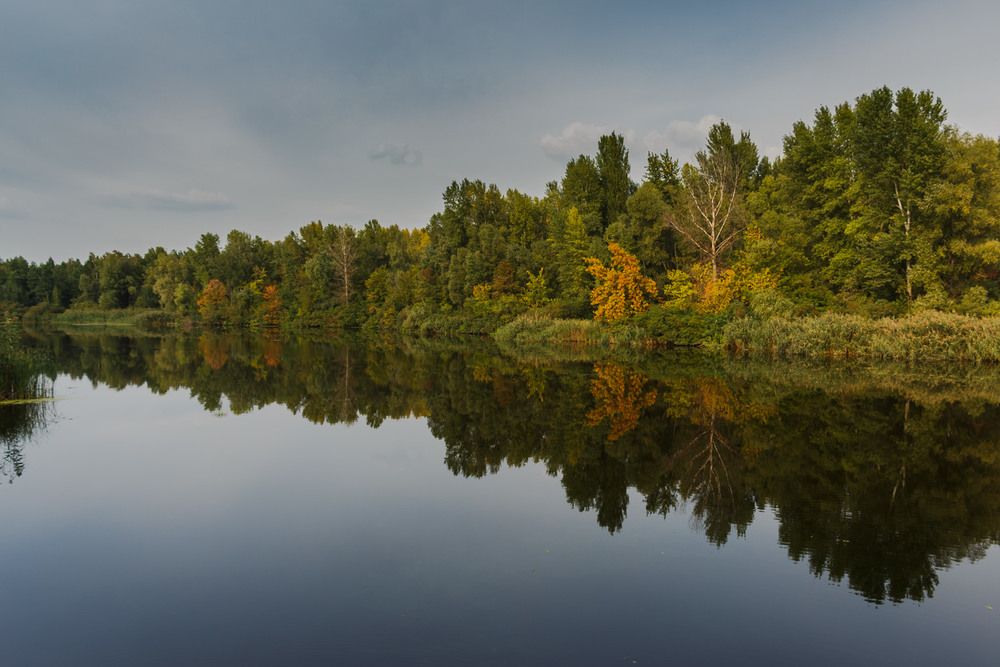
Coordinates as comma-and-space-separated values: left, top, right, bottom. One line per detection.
584, 243, 658, 323
197, 332, 229, 370
261, 284, 282, 326
197, 279, 229, 325
585, 362, 658, 441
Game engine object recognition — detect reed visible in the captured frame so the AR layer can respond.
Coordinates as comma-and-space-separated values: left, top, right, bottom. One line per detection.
1, 316, 52, 401
724, 311, 1000, 362
50, 308, 175, 328
493, 315, 644, 347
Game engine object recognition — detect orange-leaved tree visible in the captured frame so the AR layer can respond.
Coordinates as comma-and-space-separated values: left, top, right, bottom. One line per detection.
197, 278, 229, 325
584, 242, 658, 323
261, 284, 282, 326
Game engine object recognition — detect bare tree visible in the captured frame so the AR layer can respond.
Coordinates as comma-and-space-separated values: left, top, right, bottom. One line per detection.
668, 151, 746, 282
328, 227, 358, 305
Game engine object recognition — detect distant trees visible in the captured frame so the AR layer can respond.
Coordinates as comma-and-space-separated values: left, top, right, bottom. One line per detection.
756, 86, 985, 313
5, 86, 1000, 328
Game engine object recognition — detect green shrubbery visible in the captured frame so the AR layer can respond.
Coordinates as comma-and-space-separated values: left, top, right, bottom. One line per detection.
632, 305, 729, 347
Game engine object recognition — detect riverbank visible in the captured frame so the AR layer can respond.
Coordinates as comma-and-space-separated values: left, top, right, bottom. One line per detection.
19, 304, 1000, 364
724, 310, 1000, 362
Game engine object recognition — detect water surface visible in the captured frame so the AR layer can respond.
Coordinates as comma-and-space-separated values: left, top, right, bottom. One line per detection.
2, 330, 999, 665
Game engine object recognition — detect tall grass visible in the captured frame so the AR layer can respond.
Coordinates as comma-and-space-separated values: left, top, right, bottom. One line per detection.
50, 308, 176, 328
493, 314, 646, 347
724, 311, 1000, 362
1, 315, 52, 401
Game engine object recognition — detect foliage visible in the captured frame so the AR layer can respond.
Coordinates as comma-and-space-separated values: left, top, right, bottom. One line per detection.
632, 305, 730, 347
261, 284, 282, 327
3, 86, 1000, 351
584, 243, 658, 323
197, 279, 230, 325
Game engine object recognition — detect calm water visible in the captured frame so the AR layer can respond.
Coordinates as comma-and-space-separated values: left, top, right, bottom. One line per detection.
2, 330, 1000, 665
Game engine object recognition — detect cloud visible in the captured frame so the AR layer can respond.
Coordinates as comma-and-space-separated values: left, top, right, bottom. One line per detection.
643, 115, 723, 154
369, 142, 422, 166
104, 188, 234, 212
540, 122, 636, 161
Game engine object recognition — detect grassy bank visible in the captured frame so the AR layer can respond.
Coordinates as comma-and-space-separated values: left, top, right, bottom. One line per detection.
46, 308, 176, 328
25, 303, 1000, 365
493, 316, 635, 347
724, 311, 1000, 362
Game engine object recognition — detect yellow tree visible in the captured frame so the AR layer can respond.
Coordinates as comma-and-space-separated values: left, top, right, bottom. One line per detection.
584, 242, 657, 322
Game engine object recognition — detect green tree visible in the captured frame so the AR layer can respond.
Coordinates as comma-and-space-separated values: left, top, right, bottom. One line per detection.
551, 207, 590, 302
928, 130, 1000, 302
851, 86, 947, 307
605, 182, 674, 282
596, 132, 635, 229
645, 149, 681, 204
560, 155, 603, 233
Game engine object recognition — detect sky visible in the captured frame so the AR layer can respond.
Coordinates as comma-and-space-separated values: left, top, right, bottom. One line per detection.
3, 0, 1000, 263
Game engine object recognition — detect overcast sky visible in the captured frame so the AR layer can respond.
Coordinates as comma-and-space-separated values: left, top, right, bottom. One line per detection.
3, 0, 999, 263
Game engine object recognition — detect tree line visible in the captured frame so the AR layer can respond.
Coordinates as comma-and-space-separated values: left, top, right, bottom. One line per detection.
4, 86, 1000, 334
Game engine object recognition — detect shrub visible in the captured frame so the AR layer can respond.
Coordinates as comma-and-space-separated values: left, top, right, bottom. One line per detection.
633, 305, 729, 347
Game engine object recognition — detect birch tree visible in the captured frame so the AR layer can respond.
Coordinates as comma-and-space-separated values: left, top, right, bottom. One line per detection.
328, 226, 359, 305
671, 149, 746, 282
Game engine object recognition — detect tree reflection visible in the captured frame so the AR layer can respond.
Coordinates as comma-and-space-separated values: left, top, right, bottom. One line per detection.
585, 362, 657, 441
21, 329, 1000, 603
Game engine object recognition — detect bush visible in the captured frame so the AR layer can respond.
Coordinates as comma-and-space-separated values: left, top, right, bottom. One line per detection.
633, 305, 729, 347
748, 289, 795, 320
22, 302, 63, 323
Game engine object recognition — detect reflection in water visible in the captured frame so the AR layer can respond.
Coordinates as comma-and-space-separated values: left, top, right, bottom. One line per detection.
0, 400, 51, 482
18, 328, 1000, 604
585, 362, 658, 441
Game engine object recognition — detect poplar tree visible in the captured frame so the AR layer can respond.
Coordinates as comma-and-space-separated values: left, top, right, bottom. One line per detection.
596, 132, 635, 229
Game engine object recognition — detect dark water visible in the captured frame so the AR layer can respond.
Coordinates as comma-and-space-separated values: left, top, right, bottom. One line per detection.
2, 330, 1000, 665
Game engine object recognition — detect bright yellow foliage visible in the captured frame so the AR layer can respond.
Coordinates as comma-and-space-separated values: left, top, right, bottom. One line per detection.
690, 261, 778, 314
584, 242, 658, 323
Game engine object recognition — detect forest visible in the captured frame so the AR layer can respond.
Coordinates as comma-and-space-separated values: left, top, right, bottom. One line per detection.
3, 86, 1000, 349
